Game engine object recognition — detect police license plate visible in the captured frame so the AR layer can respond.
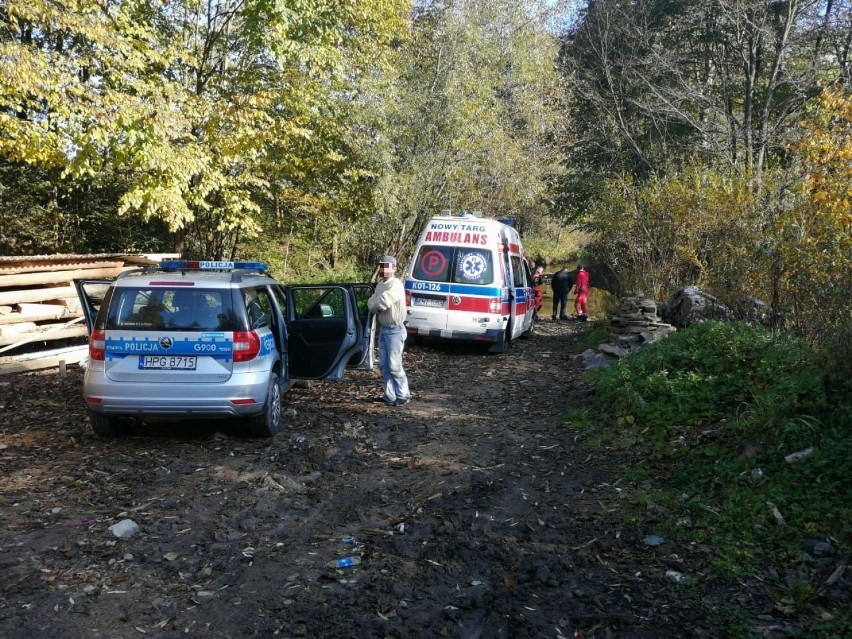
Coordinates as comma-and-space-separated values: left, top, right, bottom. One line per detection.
140, 355, 197, 370
413, 297, 445, 308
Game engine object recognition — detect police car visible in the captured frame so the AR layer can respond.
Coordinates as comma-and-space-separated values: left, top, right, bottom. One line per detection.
74, 260, 374, 438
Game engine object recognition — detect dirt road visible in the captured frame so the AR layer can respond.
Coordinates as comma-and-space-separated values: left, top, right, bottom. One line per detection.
1, 321, 745, 638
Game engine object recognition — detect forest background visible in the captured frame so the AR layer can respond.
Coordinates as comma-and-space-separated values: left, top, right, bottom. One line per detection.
0, 0, 850, 364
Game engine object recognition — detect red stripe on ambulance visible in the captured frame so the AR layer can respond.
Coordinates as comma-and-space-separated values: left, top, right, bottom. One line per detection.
448, 296, 510, 314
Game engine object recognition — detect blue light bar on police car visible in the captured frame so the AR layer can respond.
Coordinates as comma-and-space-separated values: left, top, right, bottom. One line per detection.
159, 260, 268, 271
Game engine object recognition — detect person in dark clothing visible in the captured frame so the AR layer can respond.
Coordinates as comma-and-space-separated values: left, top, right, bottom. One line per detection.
550, 266, 574, 321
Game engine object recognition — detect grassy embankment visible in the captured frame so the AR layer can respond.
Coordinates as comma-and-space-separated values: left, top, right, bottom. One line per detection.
571, 321, 851, 637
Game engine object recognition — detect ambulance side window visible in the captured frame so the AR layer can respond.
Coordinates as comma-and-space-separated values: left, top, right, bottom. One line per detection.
510, 256, 525, 287
522, 260, 533, 286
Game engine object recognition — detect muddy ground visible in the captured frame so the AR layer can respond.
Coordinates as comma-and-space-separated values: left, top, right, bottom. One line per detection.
0, 321, 818, 638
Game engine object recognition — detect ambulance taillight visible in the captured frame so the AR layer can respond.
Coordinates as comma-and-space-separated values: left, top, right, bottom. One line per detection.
488, 297, 502, 314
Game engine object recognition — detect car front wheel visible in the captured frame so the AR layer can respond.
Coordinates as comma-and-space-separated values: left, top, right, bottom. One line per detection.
246, 372, 282, 437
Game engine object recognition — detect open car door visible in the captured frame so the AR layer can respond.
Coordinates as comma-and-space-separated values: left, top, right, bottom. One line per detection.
73, 279, 115, 334
285, 284, 374, 380
346, 283, 376, 370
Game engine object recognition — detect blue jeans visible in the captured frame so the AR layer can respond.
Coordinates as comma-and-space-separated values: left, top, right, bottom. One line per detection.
378, 325, 410, 403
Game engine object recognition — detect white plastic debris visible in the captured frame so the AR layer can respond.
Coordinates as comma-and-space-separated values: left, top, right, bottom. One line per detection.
665, 570, 684, 583
108, 519, 140, 540
784, 447, 814, 463
768, 501, 787, 526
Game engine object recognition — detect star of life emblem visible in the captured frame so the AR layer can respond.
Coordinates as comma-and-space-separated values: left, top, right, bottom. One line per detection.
460, 252, 486, 280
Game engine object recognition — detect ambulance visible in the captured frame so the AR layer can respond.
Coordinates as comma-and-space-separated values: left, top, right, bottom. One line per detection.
403, 212, 536, 352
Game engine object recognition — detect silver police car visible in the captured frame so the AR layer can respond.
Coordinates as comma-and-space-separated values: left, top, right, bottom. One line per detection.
75, 260, 374, 437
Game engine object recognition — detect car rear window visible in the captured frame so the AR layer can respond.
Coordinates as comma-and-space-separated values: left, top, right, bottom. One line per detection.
104, 287, 240, 331
412, 245, 494, 285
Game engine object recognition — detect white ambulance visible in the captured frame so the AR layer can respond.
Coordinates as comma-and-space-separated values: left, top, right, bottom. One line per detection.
403, 212, 536, 352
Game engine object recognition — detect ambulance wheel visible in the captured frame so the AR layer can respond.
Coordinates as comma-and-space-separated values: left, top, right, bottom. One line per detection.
520, 321, 534, 339
246, 372, 282, 437
88, 410, 129, 437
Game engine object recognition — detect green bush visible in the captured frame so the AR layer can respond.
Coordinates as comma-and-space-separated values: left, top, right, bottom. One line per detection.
586, 320, 851, 594
592, 321, 825, 441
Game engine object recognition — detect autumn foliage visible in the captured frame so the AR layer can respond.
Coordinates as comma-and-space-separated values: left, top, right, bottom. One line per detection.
783, 88, 852, 352
583, 86, 851, 366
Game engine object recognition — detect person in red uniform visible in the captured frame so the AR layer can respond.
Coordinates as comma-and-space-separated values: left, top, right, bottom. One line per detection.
532, 266, 544, 319
574, 264, 589, 321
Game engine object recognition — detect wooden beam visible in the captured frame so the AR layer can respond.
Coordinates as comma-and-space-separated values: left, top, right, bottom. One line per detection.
0, 311, 81, 325
0, 285, 77, 306
16, 302, 70, 317
0, 349, 88, 375
0, 322, 38, 337
0, 323, 87, 348
0, 264, 125, 287
0, 260, 127, 275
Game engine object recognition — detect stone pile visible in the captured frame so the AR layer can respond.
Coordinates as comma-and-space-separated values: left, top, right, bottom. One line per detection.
580, 294, 677, 369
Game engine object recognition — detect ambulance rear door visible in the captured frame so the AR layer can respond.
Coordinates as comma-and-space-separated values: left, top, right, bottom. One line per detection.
443, 245, 500, 337
502, 227, 535, 340
406, 245, 451, 333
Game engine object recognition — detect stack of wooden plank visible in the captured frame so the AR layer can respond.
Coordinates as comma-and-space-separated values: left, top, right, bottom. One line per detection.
0, 254, 170, 371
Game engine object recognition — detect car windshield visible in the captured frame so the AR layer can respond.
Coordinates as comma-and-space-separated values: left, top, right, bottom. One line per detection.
412, 245, 494, 285
104, 287, 240, 331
